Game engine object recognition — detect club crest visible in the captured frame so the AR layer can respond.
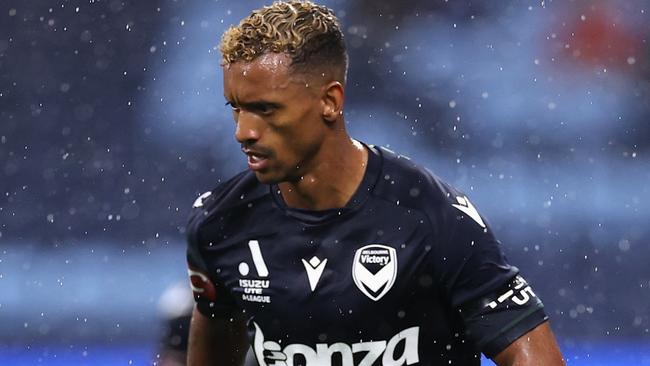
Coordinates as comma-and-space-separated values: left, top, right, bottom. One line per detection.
352, 244, 397, 301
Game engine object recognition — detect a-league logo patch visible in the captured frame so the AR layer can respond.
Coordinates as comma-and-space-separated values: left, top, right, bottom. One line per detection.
352, 244, 397, 301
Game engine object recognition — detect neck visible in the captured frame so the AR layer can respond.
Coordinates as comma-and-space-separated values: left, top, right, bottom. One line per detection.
278, 136, 368, 211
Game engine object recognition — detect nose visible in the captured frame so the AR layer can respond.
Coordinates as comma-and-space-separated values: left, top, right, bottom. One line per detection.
234, 111, 261, 144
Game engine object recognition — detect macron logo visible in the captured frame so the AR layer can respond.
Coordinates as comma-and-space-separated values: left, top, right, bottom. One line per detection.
452, 196, 486, 228
302, 256, 327, 292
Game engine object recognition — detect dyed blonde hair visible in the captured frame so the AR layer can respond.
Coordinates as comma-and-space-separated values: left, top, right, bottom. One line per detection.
220, 1, 348, 82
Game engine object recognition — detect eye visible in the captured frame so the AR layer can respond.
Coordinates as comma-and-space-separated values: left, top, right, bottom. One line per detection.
251, 103, 277, 116
257, 105, 273, 115
225, 101, 240, 112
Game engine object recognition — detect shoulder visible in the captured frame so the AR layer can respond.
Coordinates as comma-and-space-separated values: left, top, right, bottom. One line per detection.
186, 170, 269, 242
372, 146, 464, 212
373, 148, 518, 304
191, 170, 267, 212
371, 146, 487, 237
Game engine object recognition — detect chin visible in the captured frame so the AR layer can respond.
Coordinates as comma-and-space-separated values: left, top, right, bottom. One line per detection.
253, 171, 283, 185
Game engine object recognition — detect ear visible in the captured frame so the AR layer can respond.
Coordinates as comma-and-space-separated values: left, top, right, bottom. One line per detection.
320, 81, 344, 123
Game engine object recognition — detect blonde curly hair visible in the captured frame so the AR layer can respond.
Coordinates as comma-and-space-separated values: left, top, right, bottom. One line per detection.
220, 1, 348, 82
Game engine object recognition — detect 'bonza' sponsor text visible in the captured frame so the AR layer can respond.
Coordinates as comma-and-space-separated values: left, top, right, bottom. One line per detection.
252, 322, 419, 366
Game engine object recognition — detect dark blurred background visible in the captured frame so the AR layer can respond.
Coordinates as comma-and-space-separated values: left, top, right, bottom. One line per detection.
1, 0, 649, 364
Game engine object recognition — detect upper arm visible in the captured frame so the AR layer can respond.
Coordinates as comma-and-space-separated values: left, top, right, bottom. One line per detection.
430, 191, 553, 357
186, 197, 240, 318
187, 306, 249, 366
186, 193, 249, 365
492, 321, 565, 366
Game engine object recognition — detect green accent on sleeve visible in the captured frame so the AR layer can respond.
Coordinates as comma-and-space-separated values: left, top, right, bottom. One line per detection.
477, 301, 545, 349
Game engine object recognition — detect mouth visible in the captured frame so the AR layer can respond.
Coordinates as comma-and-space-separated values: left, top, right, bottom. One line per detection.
243, 149, 270, 171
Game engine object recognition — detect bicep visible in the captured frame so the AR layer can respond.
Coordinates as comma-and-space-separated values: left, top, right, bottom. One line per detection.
187, 306, 249, 366
457, 274, 548, 357
492, 321, 565, 366
431, 195, 553, 357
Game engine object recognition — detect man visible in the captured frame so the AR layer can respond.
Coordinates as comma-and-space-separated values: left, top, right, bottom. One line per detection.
186, 1, 565, 365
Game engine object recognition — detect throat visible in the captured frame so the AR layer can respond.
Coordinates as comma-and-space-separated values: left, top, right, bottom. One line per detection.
278, 179, 348, 210
278, 143, 369, 211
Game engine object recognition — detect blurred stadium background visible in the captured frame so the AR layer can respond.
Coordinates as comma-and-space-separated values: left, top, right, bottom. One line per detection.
1, 0, 649, 364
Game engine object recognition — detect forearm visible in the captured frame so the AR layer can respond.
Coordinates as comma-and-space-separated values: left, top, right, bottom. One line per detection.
187, 306, 249, 366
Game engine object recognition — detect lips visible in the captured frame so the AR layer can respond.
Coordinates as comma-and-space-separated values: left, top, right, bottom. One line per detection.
249, 154, 265, 163
243, 149, 270, 171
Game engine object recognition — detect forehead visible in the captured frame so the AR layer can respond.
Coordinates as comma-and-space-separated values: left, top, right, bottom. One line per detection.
223, 53, 305, 99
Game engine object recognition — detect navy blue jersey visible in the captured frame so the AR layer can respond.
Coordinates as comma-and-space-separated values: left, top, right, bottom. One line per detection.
187, 145, 547, 366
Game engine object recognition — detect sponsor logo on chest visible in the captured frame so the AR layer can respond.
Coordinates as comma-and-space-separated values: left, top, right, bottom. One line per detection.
237, 241, 400, 303
238, 240, 272, 303
252, 322, 420, 366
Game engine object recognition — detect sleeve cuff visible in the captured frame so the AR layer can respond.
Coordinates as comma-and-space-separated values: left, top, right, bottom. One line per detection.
482, 306, 549, 358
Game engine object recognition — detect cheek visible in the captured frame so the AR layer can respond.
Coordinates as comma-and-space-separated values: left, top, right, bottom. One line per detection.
267, 125, 318, 167
274, 129, 310, 159
269, 103, 324, 160
289, 114, 323, 143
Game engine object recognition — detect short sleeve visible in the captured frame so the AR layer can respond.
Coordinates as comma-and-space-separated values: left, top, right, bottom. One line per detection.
186, 201, 239, 318
432, 193, 547, 357
433, 194, 517, 306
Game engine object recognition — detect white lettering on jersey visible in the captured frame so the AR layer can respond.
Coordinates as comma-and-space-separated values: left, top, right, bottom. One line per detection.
352, 244, 397, 301
302, 256, 327, 292
486, 275, 538, 309
351, 341, 385, 366
252, 322, 419, 366
361, 254, 390, 265
238, 240, 273, 303
239, 279, 270, 288
451, 195, 486, 228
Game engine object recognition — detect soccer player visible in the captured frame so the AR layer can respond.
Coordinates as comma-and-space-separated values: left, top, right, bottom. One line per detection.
186, 2, 565, 365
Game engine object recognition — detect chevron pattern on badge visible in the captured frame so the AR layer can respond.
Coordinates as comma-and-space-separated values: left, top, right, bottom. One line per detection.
352, 244, 397, 301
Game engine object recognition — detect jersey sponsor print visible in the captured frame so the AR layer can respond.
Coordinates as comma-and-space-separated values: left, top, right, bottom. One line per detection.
253, 322, 419, 366
302, 256, 328, 292
186, 145, 549, 365
239, 240, 272, 304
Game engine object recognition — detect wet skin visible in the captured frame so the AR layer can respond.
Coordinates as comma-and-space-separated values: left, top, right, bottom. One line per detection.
222, 53, 367, 210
